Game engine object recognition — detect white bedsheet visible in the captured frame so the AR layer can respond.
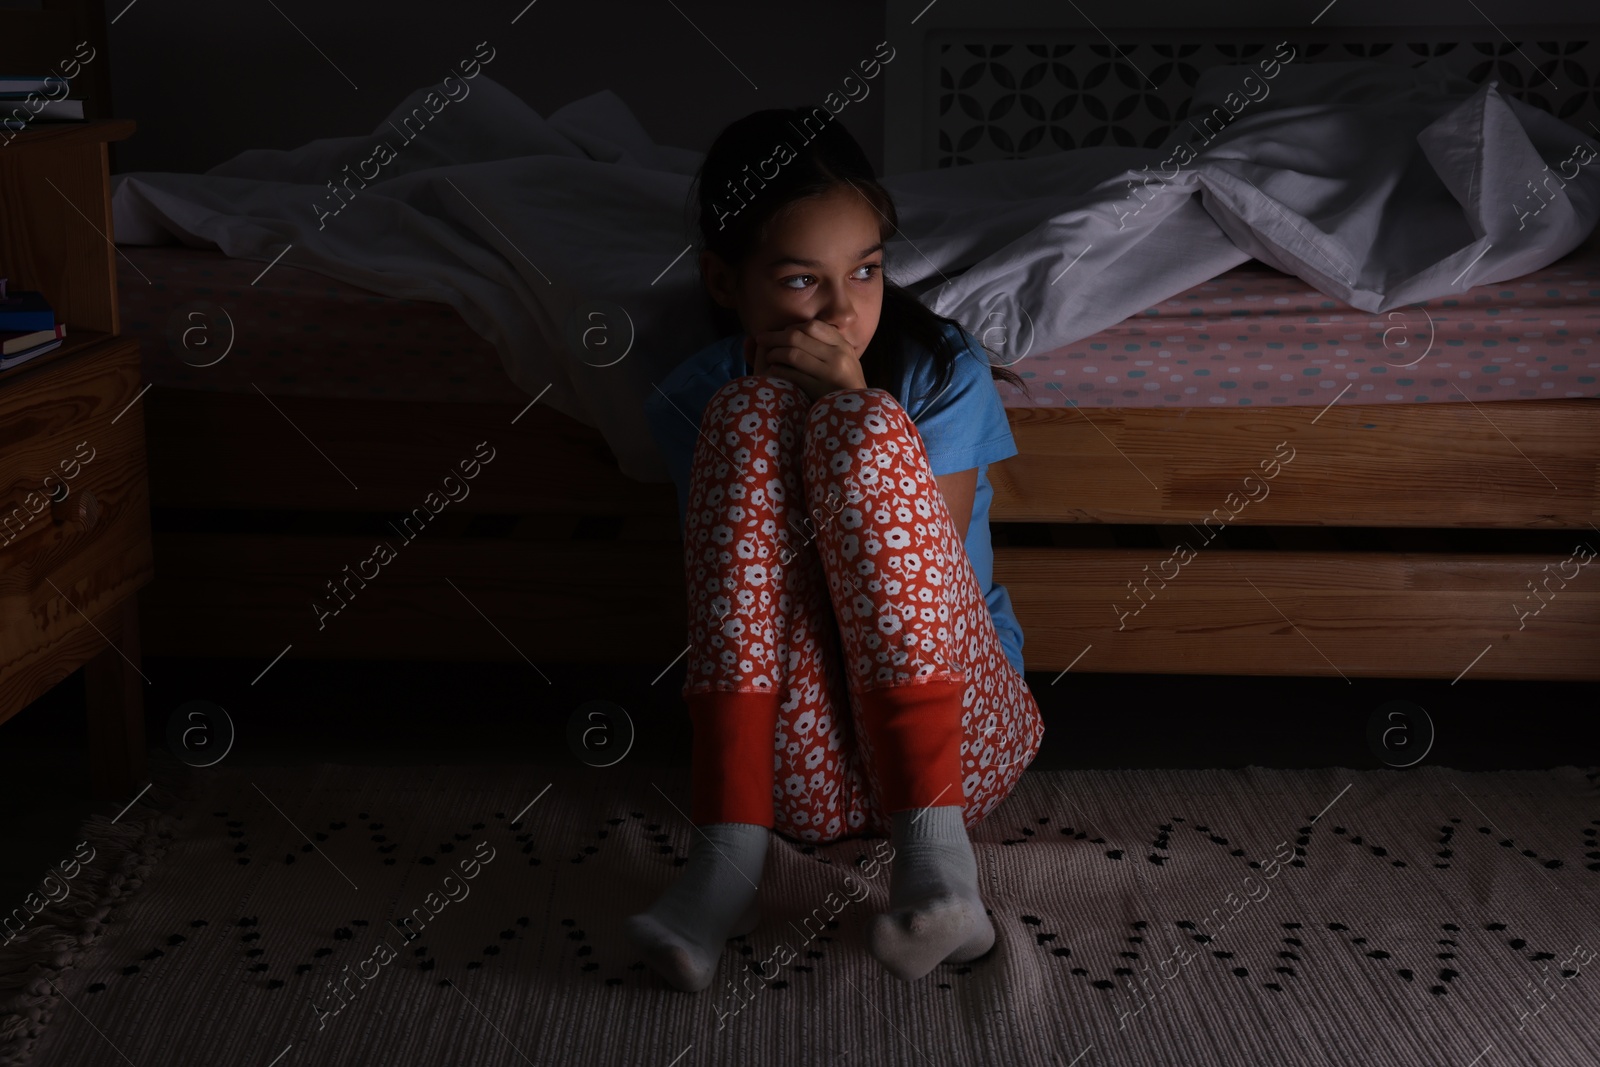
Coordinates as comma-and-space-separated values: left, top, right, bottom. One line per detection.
111, 63, 1600, 484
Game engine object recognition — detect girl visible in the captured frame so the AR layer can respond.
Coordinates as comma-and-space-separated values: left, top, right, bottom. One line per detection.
628, 105, 1046, 993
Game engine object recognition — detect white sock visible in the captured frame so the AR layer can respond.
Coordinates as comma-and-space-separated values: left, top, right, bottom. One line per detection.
868, 805, 995, 981
624, 821, 768, 992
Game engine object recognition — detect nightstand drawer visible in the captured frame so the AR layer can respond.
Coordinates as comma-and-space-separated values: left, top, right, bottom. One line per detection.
0, 339, 153, 684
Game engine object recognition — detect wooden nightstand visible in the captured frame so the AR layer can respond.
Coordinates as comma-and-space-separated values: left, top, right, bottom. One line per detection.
0, 119, 151, 800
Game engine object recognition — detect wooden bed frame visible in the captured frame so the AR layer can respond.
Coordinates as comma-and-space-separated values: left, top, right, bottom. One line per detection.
54, 4, 1600, 681
135, 334, 1600, 682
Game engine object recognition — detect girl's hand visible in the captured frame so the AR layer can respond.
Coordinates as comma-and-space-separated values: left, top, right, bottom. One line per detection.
746, 320, 867, 403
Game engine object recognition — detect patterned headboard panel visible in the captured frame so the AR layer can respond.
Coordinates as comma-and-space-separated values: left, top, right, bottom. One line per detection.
881, 2, 1600, 173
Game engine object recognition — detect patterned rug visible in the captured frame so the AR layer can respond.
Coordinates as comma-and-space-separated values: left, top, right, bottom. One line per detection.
2, 753, 1597, 1066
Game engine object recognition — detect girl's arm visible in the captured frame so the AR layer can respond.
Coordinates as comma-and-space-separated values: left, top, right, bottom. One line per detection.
935, 468, 978, 542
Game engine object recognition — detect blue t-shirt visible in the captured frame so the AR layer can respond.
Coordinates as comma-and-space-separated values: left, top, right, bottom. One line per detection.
643, 321, 1025, 676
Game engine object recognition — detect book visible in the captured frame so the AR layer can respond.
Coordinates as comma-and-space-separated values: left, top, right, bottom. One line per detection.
0, 290, 55, 332
0, 337, 62, 371
1, 323, 66, 356
0, 76, 69, 94
0, 97, 85, 122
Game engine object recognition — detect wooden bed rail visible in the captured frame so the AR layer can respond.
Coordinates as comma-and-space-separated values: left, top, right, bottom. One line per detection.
143, 391, 1600, 529
139, 388, 1600, 679
990, 398, 1600, 528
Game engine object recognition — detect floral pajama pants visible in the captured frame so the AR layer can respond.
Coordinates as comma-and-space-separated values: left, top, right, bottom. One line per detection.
681, 374, 1045, 845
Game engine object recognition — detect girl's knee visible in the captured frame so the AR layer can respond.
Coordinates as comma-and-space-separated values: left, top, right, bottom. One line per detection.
708, 372, 807, 408
702, 374, 811, 435
802, 388, 916, 472
804, 387, 905, 431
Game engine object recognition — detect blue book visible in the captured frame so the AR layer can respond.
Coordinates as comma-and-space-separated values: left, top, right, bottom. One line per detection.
0, 337, 61, 371
0, 290, 55, 332
0, 76, 64, 94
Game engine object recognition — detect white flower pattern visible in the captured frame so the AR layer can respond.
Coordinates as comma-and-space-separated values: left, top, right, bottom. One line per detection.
681, 375, 1044, 844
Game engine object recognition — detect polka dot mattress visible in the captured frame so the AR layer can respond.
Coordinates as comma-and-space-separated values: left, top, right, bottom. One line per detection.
997, 235, 1600, 409
116, 239, 1600, 408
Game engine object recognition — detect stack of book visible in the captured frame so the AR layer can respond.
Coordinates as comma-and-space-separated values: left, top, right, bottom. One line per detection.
1, 74, 86, 131
0, 279, 66, 370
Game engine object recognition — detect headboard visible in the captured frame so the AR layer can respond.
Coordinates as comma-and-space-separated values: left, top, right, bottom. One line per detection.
881, 0, 1600, 173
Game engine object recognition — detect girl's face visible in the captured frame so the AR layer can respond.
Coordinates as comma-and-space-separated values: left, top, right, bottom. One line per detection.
704, 185, 884, 357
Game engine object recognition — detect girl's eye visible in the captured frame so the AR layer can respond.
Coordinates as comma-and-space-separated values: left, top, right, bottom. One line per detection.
780, 265, 881, 290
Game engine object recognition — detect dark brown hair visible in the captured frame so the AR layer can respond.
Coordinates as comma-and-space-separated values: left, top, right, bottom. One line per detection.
685, 105, 1030, 407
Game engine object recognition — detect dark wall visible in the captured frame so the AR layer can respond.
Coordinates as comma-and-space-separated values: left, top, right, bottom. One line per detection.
92, 0, 886, 175
5, 0, 1586, 176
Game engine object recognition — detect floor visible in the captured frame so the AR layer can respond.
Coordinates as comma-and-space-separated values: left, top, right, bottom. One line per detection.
2, 656, 1596, 909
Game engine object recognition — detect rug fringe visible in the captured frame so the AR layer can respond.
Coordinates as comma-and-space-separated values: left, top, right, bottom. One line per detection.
0, 753, 193, 1067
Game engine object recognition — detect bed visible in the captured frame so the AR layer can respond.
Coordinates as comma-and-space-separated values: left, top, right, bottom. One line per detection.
116, 15, 1600, 682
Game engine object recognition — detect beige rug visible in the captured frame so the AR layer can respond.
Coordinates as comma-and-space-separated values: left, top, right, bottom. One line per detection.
2, 753, 1597, 1066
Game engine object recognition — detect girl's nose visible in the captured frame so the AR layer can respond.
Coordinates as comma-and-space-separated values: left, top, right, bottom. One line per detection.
822, 286, 857, 332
